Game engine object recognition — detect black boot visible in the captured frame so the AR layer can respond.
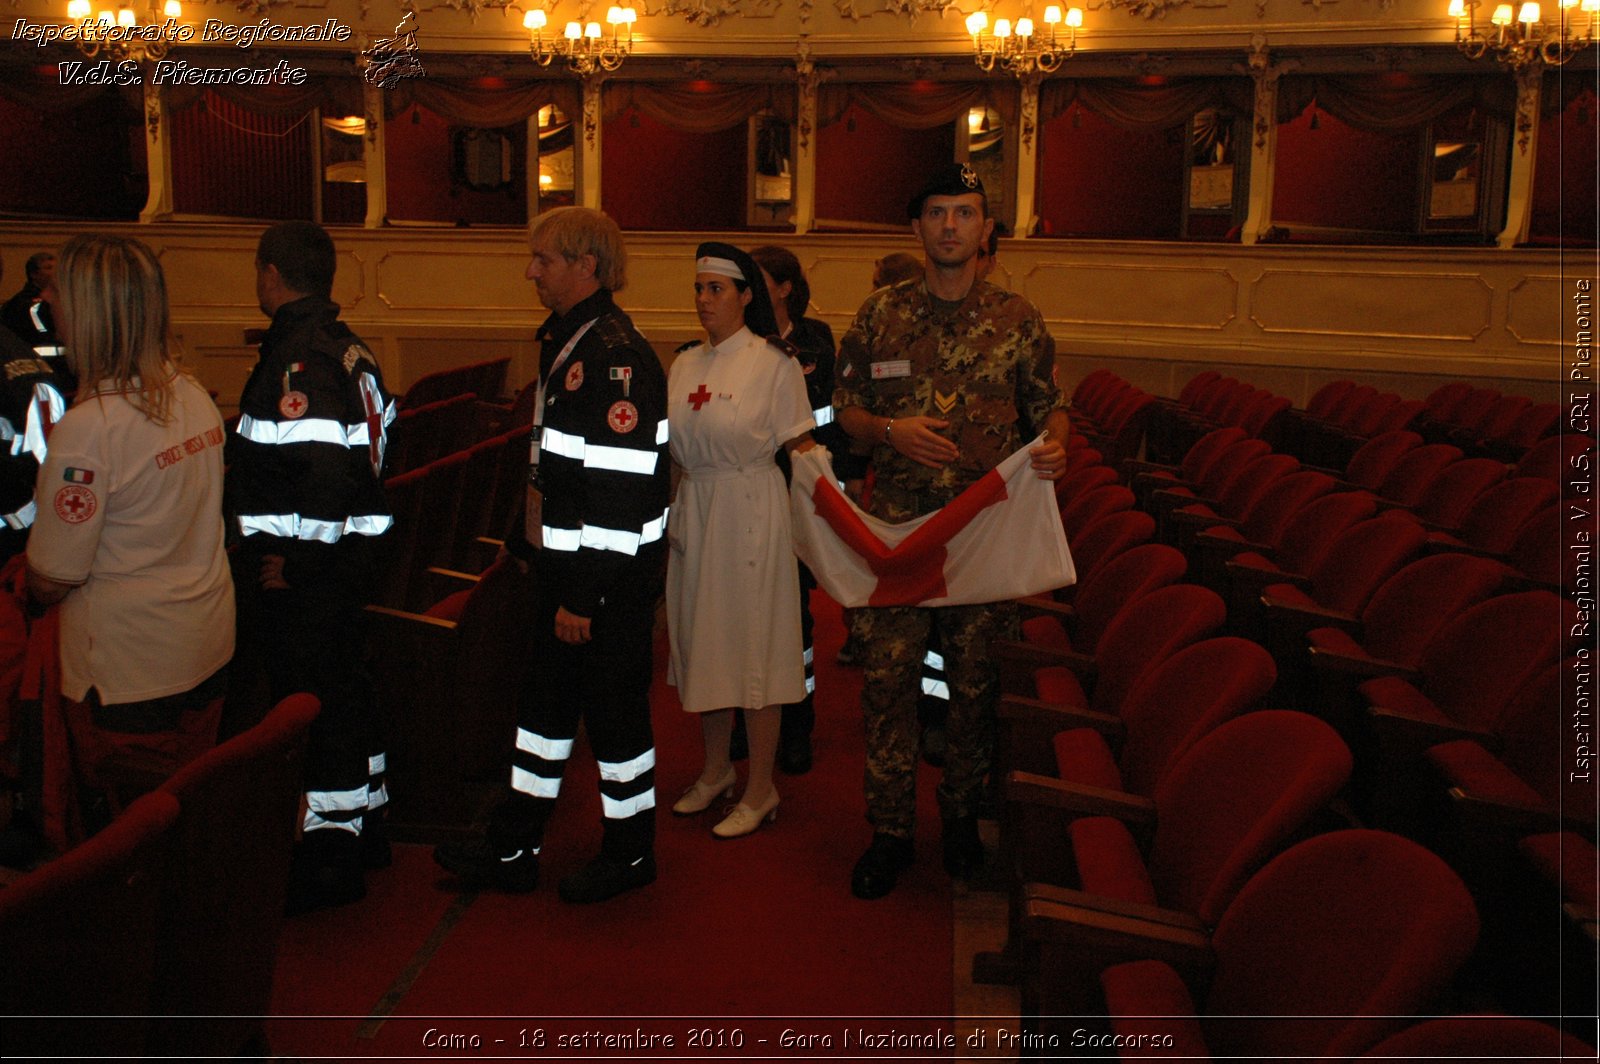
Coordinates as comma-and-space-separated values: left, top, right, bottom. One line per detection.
558, 853, 657, 904
850, 832, 915, 900
778, 696, 814, 775
286, 830, 368, 915
432, 835, 540, 893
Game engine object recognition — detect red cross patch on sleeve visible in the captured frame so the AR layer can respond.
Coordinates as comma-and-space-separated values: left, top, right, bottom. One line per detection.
54, 485, 96, 524
607, 401, 639, 434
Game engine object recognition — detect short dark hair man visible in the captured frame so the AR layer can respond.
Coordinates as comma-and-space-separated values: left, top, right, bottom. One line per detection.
834, 163, 1071, 900
434, 207, 670, 904
228, 220, 396, 914
2, 253, 60, 355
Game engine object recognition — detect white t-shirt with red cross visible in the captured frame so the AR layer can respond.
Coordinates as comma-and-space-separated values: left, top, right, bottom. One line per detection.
28, 372, 234, 705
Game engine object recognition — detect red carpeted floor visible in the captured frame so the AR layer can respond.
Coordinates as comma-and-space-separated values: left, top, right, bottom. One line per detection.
265, 592, 956, 1059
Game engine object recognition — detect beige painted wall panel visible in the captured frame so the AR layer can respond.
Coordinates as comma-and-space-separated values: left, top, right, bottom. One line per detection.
1506, 275, 1599, 347
1250, 269, 1493, 341
1022, 263, 1237, 330
376, 250, 530, 313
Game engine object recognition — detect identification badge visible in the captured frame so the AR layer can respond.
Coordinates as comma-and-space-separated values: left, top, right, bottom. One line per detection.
524, 484, 544, 550
871, 360, 912, 380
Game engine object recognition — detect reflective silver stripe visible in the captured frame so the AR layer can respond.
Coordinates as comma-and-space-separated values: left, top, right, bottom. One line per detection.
2, 499, 36, 531
516, 728, 574, 761
511, 764, 562, 798
14, 383, 65, 464
303, 785, 367, 833
368, 753, 387, 775
237, 512, 394, 541
541, 508, 667, 556
812, 405, 835, 426
655, 419, 669, 445
541, 427, 658, 476
0, 417, 15, 441
367, 783, 389, 809
805, 674, 816, 695
597, 748, 655, 783
922, 677, 950, 700
236, 413, 349, 447
32, 345, 65, 358
924, 650, 945, 671
601, 789, 656, 819
803, 646, 814, 667
28, 303, 46, 333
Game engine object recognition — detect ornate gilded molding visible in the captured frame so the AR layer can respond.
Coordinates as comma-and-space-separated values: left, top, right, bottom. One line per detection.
1514, 64, 1539, 156
658, 0, 779, 27
795, 42, 832, 152
1117, 51, 1172, 75
834, 0, 957, 23
893, 57, 941, 78
1019, 71, 1040, 153
145, 85, 162, 143
415, 0, 515, 20
679, 58, 722, 75
1238, 34, 1297, 152
581, 72, 604, 151
1358, 46, 1423, 69
1092, 0, 1223, 20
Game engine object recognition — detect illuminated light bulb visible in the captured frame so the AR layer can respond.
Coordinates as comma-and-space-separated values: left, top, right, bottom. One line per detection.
524, 9, 546, 29
1016, 17, 1034, 36
1449, 0, 1465, 16
1581, 0, 1597, 13
67, 0, 89, 18
994, 17, 1011, 36
1517, 1, 1539, 21
1491, 3, 1512, 22
607, 5, 623, 22
622, 7, 636, 22
1065, 7, 1083, 26
967, 108, 984, 132
564, 19, 581, 37
584, 20, 601, 37
117, 7, 135, 27
163, 0, 180, 17
96, 10, 113, 26
1044, 4, 1062, 21
965, 11, 988, 33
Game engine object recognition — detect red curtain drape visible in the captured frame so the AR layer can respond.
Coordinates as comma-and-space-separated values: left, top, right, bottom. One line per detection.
603, 81, 796, 131
818, 81, 1018, 131
1039, 77, 1253, 129
164, 75, 363, 118
1275, 74, 1515, 130
383, 77, 579, 127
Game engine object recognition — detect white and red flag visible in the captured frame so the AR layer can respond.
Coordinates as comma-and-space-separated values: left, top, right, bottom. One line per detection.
790, 437, 1076, 609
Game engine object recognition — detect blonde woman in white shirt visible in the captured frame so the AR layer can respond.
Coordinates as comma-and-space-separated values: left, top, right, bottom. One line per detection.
27, 234, 233, 735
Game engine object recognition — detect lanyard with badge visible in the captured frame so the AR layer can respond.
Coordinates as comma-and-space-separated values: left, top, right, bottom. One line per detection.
525, 319, 597, 550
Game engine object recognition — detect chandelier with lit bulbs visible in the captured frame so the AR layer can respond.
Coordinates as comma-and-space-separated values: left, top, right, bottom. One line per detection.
1450, 0, 1597, 67
63, 0, 184, 61
965, 5, 1082, 76
525, 5, 635, 75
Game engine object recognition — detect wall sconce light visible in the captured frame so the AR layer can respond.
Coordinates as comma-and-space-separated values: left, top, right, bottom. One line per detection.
966, 5, 1081, 76
64, 0, 184, 62
526, 5, 635, 74
1450, 0, 1597, 67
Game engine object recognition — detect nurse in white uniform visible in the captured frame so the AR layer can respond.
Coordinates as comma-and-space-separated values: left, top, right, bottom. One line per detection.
666, 242, 815, 839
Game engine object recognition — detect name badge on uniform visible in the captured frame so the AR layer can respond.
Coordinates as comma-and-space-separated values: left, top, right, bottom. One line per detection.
871, 360, 912, 380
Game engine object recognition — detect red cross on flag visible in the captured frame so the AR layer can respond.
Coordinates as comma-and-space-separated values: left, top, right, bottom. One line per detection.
789, 438, 1076, 608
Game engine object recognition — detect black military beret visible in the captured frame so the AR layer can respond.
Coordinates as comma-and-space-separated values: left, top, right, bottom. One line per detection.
906, 162, 985, 219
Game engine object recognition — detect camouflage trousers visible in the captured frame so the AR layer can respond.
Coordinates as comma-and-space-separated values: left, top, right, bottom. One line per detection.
851, 600, 1020, 837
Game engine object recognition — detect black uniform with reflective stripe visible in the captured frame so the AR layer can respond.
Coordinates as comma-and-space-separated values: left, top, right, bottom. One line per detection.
0, 328, 70, 563
509, 288, 669, 619
226, 296, 393, 591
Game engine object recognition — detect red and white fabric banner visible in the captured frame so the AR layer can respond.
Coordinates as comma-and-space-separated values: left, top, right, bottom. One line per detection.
790, 437, 1076, 609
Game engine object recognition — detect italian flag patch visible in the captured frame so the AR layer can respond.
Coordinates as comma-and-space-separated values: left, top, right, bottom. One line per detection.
63, 467, 94, 484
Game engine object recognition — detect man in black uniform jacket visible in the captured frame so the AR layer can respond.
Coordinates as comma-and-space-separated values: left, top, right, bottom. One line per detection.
228, 221, 396, 914
0, 259, 71, 566
435, 207, 670, 904
1, 252, 58, 354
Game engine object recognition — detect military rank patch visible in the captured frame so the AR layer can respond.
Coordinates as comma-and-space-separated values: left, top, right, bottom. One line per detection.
933, 389, 958, 415
54, 485, 96, 524
607, 401, 639, 433
566, 363, 584, 391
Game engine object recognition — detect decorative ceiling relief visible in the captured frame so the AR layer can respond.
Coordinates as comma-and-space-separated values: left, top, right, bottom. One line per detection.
415, 0, 516, 19
1091, 0, 1223, 19
650, 0, 779, 27
834, 0, 958, 24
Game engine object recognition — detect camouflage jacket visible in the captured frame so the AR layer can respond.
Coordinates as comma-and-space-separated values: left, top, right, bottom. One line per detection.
834, 278, 1060, 521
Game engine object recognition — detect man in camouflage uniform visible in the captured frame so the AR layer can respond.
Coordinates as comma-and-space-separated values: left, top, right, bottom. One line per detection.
834, 163, 1071, 900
